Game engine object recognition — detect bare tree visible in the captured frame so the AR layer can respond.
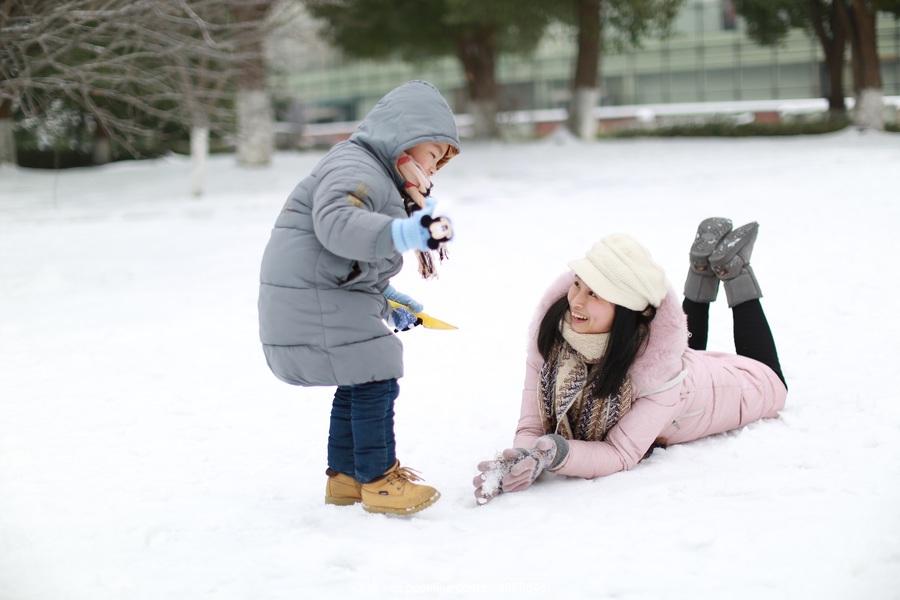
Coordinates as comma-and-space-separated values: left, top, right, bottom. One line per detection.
0, 0, 14, 164
0, 0, 279, 181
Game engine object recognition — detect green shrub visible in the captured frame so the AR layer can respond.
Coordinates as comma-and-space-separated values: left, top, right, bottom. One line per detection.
606, 117, 851, 138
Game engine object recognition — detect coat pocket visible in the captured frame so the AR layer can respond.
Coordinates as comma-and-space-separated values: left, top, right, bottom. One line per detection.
337, 261, 362, 286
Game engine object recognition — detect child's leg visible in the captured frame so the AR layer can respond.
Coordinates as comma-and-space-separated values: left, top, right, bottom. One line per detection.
327, 386, 356, 476
732, 299, 787, 389
682, 298, 710, 351
350, 378, 399, 484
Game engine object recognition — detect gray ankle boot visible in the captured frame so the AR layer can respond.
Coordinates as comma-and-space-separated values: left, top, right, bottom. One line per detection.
709, 221, 762, 307
684, 217, 732, 303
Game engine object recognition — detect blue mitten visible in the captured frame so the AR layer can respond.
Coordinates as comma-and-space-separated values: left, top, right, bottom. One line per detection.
382, 284, 424, 313
387, 305, 421, 332
391, 199, 453, 253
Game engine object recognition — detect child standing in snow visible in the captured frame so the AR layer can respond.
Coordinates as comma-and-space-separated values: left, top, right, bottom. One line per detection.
473, 220, 787, 503
258, 81, 460, 515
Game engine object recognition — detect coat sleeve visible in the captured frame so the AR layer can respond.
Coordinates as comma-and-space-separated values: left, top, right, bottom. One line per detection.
512, 272, 574, 451
550, 387, 683, 479
512, 347, 545, 452
311, 163, 399, 261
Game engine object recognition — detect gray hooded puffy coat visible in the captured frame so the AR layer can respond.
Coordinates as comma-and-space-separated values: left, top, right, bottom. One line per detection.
258, 81, 460, 386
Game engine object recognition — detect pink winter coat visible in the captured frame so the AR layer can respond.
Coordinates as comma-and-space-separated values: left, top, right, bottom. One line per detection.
513, 272, 787, 479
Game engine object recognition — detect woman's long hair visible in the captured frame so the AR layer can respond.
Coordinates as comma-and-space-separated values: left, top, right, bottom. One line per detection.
537, 294, 657, 399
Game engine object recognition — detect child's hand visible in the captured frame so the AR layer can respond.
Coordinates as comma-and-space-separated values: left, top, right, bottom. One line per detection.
391, 199, 453, 253
387, 306, 421, 332
382, 284, 423, 313
396, 153, 432, 209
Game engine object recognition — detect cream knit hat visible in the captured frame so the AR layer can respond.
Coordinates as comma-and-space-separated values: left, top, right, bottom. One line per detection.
567, 233, 669, 311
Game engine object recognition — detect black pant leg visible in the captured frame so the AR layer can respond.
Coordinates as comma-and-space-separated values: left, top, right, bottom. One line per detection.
732, 299, 787, 389
682, 298, 710, 351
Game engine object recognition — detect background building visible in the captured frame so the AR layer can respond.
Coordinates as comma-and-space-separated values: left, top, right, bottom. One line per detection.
268, 0, 900, 130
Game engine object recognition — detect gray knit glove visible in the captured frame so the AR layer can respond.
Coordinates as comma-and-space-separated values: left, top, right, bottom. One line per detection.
473, 448, 528, 505
500, 435, 568, 493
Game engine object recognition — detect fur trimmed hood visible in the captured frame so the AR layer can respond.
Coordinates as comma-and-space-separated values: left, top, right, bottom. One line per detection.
629, 287, 688, 396
529, 272, 688, 398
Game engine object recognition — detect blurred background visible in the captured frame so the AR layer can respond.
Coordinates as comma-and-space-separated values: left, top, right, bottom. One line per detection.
1, 0, 898, 187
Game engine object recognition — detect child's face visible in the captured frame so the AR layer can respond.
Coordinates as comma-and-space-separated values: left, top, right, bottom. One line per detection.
405, 142, 451, 177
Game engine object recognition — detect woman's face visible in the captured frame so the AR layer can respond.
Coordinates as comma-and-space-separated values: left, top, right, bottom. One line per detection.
405, 142, 450, 176
567, 276, 616, 334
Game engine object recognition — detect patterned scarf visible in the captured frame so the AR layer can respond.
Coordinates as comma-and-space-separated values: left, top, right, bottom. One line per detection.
538, 312, 634, 442
396, 152, 448, 280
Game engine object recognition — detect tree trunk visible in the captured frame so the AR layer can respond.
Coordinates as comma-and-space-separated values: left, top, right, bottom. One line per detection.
190, 126, 209, 197
855, 87, 884, 129
456, 26, 499, 139
847, 0, 884, 129
92, 117, 112, 165
0, 8, 15, 166
236, 89, 273, 166
809, 0, 847, 117
233, 2, 273, 166
568, 0, 602, 140
0, 99, 15, 166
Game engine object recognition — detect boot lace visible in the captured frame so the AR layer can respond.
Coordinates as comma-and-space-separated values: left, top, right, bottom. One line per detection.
386, 465, 423, 487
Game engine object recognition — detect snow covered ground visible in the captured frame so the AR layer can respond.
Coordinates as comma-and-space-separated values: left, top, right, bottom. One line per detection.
1, 129, 899, 600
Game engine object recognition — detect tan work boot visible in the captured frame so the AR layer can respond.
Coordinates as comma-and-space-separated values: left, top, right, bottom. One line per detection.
360, 461, 440, 515
324, 468, 362, 505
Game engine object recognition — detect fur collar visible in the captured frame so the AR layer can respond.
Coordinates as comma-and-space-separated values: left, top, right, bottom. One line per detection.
628, 287, 688, 396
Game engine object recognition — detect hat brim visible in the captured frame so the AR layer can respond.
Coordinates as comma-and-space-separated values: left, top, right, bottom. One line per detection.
567, 258, 649, 312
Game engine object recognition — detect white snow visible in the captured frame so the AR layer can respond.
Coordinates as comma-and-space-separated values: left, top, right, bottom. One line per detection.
2, 129, 899, 600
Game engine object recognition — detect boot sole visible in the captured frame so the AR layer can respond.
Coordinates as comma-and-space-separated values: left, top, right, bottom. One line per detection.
690, 218, 732, 272
361, 491, 441, 515
709, 222, 759, 266
690, 218, 732, 256
325, 496, 362, 506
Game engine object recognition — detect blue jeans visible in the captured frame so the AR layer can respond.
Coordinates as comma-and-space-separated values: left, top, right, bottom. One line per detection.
327, 378, 399, 484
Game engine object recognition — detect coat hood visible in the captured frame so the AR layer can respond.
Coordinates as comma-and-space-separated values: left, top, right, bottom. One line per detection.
349, 80, 461, 187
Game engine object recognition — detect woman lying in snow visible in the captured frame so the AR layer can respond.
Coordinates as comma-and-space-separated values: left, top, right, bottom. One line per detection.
473, 219, 787, 504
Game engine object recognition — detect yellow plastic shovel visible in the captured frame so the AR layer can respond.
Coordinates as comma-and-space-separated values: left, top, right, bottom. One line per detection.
388, 300, 458, 330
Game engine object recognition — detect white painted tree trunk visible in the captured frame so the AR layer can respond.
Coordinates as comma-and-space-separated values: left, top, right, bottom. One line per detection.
853, 88, 884, 130
236, 89, 273, 166
469, 100, 498, 140
0, 118, 16, 166
190, 126, 209, 197
569, 87, 600, 141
